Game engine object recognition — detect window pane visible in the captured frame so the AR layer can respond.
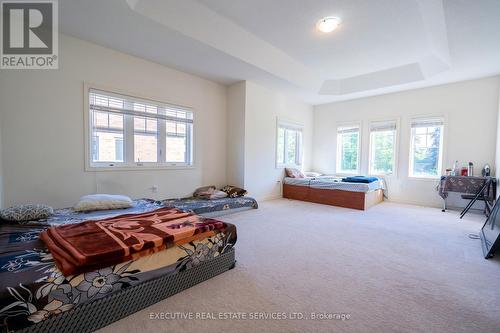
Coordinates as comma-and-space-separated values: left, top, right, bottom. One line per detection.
115, 139, 124, 161
109, 114, 123, 129
94, 112, 109, 128
166, 121, 190, 163
92, 132, 124, 162
370, 130, 394, 174
339, 131, 359, 172
286, 129, 297, 164
134, 133, 157, 162
91, 110, 124, 163
134, 117, 146, 132
108, 97, 123, 109
146, 118, 157, 132
176, 123, 186, 135
166, 137, 186, 162
134, 116, 158, 163
411, 126, 442, 177
134, 103, 146, 112
277, 127, 285, 164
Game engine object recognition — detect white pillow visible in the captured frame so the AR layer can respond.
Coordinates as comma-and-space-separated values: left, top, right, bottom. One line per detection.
304, 171, 322, 177
74, 194, 133, 212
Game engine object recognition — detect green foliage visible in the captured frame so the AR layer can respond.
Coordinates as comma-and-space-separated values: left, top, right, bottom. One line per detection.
341, 133, 358, 172
371, 131, 394, 173
412, 127, 441, 176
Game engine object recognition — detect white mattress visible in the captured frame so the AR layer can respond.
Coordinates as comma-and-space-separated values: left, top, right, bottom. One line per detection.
283, 177, 384, 192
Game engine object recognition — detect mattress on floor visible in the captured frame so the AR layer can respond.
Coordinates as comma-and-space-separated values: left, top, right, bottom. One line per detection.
19, 198, 166, 226
0, 208, 236, 332
162, 196, 258, 216
283, 177, 385, 192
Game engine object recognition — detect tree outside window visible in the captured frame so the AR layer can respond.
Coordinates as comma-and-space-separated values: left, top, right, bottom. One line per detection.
337, 125, 360, 174
409, 119, 444, 178
369, 121, 396, 175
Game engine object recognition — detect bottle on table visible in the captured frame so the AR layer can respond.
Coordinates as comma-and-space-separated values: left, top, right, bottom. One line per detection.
452, 160, 459, 176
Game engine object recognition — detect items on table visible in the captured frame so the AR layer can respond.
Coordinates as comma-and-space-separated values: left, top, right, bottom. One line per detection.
483, 164, 491, 177
468, 162, 474, 177
447, 161, 474, 176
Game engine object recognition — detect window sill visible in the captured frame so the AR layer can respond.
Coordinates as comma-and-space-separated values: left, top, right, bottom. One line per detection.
86, 164, 195, 172
369, 173, 395, 177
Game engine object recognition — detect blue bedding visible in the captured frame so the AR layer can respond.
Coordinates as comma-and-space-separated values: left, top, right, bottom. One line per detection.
342, 176, 379, 183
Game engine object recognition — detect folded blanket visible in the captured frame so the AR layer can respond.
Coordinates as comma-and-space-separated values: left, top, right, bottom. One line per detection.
40, 207, 231, 275
342, 176, 379, 183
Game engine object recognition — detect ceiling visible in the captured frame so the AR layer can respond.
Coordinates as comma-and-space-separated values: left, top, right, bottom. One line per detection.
59, 0, 500, 105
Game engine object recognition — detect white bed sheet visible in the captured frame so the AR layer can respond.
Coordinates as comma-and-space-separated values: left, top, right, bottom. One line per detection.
283, 177, 384, 192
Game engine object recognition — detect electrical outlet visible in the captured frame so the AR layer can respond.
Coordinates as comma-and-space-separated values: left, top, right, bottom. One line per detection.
151, 185, 158, 193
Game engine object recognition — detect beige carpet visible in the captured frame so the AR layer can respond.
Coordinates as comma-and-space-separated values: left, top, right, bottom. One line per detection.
97, 199, 500, 333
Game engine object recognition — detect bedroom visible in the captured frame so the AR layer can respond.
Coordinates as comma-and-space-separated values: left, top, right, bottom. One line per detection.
0, 0, 499, 332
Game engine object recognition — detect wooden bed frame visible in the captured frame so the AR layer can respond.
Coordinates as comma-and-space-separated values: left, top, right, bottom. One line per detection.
283, 183, 383, 210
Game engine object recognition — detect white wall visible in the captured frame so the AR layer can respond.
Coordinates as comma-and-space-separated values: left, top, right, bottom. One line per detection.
244, 81, 313, 200
0, 34, 227, 208
226, 82, 246, 188
313, 77, 500, 207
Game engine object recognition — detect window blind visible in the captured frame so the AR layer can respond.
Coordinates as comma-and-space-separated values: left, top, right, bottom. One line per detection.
411, 118, 443, 128
370, 120, 397, 132
279, 122, 303, 131
89, 89, 193, 124
337, 125, 359, 134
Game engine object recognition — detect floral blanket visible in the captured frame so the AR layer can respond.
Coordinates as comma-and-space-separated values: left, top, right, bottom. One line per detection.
0, 208, 236, 332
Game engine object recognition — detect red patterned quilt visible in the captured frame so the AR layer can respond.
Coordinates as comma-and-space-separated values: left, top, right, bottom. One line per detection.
40, 207, 230, 275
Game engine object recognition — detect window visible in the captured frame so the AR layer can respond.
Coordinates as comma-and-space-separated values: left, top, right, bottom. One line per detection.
87, 88, 193, 169
409, 118, 444, 178
336, 124, 360, 174
276, 122, 302, 167
369, 120, 397, 175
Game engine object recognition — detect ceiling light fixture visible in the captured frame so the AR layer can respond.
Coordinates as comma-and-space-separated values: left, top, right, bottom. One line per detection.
316, 16, 341, 33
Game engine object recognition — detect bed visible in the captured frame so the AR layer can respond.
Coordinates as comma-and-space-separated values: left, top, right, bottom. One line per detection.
162, 196, 258, 217
283, 177, 384, 210
0, 200, 237, 333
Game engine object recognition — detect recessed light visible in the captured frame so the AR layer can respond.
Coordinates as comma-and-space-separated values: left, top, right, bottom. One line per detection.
316, 17, 341, 33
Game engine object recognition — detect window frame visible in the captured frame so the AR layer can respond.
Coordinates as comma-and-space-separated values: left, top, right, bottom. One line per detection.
368, 119, 398, 176
276, 119, 303, 169
408, 117, 445, 180
84, 83, 195, 171
336, 122, 361, 175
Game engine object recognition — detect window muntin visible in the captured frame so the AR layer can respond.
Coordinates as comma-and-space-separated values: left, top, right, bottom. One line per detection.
277, 122, 302, 167
88, 89, 193, 168
336, 125, 360, 174
409, 118, 444, 178
369, 121, 397, 175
